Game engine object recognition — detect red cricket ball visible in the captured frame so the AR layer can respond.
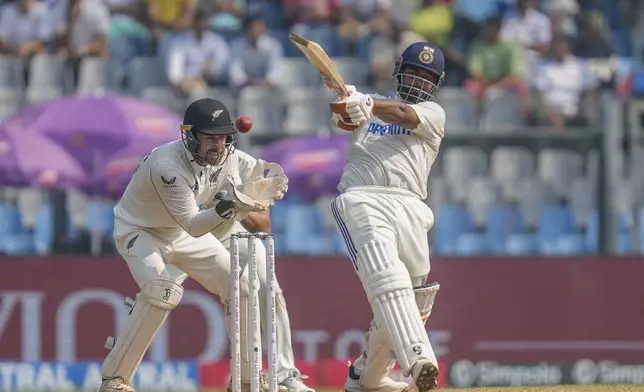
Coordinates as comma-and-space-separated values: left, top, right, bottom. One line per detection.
235, 115, 253, 133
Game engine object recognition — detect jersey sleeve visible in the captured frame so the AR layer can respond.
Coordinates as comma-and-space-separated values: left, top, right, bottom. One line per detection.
235, 150, 259, 182
150, 163, 227, 237
409, 101, 446, 151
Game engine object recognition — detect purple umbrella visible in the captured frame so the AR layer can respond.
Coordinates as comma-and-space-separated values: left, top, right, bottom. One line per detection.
0, 125, 86, 189
1, 96, 182, 178
261, 133, 351, 201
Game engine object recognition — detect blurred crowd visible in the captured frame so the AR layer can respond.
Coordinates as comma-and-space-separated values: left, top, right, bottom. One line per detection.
0, 0, 642, 257
0, 0, 641, 128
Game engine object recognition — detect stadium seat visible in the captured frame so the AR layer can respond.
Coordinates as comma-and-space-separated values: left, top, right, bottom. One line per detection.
537, 204, 576, 254
127, 56, 170, 96
486, 204, 526, 254
140, 87, 183, 113
284, 204, 327, 255
585, 210, 599, 253
0, 55, 24, 90
26, 54, 69, 103
33, 203, 54, 255
465, 177, 499, 227
85, 200, 115, 255
537, 149, 584, 200
237, 86, 283, 134
0, 202, 24, 252
17, 188, 44, 230
505, 234, 538, 255
517, 177, 556, 227
331, 58, 369, 87
3, 233, 34, 255
552, 234, 586, 255
442, 147, 487, 202
76, 57, 119, 96
436, 88, 478, 133
433, 203, 475, 255
490, 147, 535, 199
276, 58, 316, 89
283, 87, 329, 134
480, 89, 524, 132
569, 177, 596, 228
426, 175, 450, 215
455, 233, 488, 255
0, 55, 24, 118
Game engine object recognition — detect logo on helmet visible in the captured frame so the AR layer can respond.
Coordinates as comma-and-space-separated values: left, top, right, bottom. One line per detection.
418, 47, 435, 64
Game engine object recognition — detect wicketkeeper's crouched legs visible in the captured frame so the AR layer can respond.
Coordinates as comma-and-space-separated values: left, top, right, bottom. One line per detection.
99, 278, 183, 392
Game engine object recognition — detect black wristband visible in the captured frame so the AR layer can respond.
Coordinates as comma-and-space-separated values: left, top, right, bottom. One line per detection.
215, 200, 236, 220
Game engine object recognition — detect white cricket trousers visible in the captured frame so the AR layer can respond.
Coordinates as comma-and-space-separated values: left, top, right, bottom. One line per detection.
114, 219, 296, 382
331, 186, 437, 374
114, 219, 232, 299
331, 187, 434, 279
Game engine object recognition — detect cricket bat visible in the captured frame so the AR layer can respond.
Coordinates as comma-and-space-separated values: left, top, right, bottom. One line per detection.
289, 33, 348, 98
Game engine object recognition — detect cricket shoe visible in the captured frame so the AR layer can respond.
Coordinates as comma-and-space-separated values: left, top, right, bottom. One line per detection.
279, 369, 315, 392
98, 377, 135, 392
344, 364, 413, 392
410, 359, 438, 392
227, 373, 288, 392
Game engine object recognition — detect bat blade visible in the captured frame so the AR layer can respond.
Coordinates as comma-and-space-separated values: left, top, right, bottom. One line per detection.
288, 33, 348, 98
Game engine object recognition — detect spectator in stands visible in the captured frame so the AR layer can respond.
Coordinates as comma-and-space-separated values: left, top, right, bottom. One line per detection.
285, 0, 339, 54
410, 0, 454, 47
573, 11, 613, 59
166, 10, 230, 94
201, 0, 245, 33
55, 0, 110, 63
229, 15, 283, 90
0, 0, 52, 58
147, 0, 197, 60
104, 0, 154, 75
500, 0, 552, 75
451, 0, 500, 50
338, 0, 390, 55
532, 34, 598, 129
465, 16, 526, 102
369, 19, 424, 92
542, 0, 579, 37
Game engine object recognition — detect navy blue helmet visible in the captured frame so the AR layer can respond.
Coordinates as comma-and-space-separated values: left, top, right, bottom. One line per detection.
392, 42, 445, 104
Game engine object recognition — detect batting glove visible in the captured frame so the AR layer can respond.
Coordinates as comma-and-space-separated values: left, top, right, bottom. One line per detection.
330, 85, 374, 126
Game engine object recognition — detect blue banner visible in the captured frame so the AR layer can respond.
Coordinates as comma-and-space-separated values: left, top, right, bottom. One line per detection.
0, 362, 198, 391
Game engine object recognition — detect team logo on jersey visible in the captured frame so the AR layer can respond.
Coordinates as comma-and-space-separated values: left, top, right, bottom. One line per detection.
418, 47, 434, 64
190, 182, 199, 195
367, 122, 411, 136
161, 176, 177, 187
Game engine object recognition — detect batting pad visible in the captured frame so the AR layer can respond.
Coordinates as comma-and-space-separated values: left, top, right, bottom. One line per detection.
102, 279, 183, 383
357, 282, 441, 387
355, 240, 435, 375
414, 283, 440, 324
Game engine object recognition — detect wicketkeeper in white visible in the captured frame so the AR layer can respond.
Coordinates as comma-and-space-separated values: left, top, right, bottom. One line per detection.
168, 148, 315, 392
98, 98, 287, 392
329, 42, 446, 392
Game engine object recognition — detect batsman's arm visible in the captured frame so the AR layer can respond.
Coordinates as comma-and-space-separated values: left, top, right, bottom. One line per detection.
373, 99, 445, 143
240, 210, 271, 233
150, 164, 229, 237
372, 100, 421, 129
